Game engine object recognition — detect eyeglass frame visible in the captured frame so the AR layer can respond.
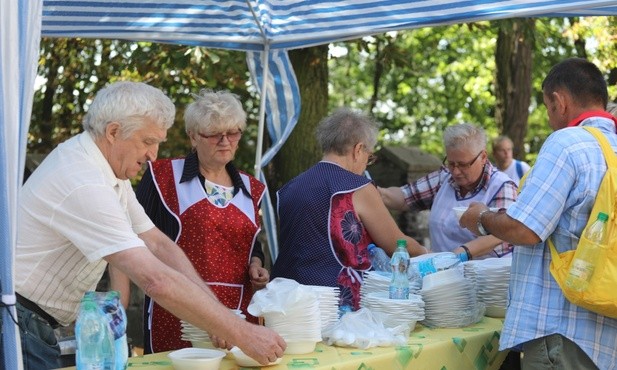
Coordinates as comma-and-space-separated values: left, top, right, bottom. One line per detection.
360, 143, 378, 166
366, 153, 378, 166
197, 129, 243, 144
442, 150, 484, 171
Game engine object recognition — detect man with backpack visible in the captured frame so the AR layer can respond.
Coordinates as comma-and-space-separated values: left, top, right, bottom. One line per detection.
491, 135, 530, 185
460, 58, 617, 370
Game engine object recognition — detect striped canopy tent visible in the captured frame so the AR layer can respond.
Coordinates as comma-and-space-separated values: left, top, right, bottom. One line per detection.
2, 1, 617, 368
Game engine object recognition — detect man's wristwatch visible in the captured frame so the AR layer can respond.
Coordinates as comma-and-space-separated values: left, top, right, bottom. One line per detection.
477, 209, 491, 236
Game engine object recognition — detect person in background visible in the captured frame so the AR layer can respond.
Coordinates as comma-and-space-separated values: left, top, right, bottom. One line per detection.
460, 57, 617, 370
6, 81, 284, 369
491, 135, 531, 185
135, 89, 269, 353
379, 123, 517, 260
271, 108, 427, 311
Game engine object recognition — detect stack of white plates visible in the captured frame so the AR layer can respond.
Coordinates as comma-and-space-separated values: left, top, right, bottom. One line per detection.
361, 270, 422, 299
361, 271, 391, 298
248, 278, 323, 354
263, 298, 322, 354
420, 267, 485, 328
360, 291, 425, 334
463, 257, 511, 318
180, 320, 211, 348
306, 285, 340, 335
181, 309, 246, 348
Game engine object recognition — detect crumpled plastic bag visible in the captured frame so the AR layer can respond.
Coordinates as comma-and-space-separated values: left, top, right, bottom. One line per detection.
247, 277, 318, 316
322, 308, 408, 349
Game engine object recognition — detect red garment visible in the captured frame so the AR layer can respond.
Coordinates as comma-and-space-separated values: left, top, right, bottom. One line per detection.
148, 159, 264, 353
567, 110, 617, 129
330, 193, 372, 310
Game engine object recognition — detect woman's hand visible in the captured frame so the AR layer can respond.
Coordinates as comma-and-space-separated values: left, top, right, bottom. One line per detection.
249, 259, 269, 290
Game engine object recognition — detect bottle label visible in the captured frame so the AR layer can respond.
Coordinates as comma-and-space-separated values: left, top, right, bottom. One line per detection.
417, 260, 436, 277
568, 259, 594, 282
389, 286, 409, 300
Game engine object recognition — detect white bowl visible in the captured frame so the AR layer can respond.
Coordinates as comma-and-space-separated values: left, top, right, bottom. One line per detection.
230, 347, 282, 367
168, 348, 226, 370
452, 206, 468, 220
453, 206, 501, 221
190, 340, 215, 349
284, 340, 317, 355
422, 267, 463, 290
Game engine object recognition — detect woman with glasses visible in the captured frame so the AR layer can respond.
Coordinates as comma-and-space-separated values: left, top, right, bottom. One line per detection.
135, 89, 269, 353
272, 108, 427, 312
379, 123, 517, 260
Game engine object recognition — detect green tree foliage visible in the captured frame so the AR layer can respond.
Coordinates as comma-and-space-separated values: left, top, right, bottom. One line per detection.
30, 17, 617, 180
328, 17, 617, 163
31, 38, 258, 180
329, 23, 499, 157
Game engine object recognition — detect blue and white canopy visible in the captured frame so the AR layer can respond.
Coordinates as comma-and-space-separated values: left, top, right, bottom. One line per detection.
3, 1, 617, 369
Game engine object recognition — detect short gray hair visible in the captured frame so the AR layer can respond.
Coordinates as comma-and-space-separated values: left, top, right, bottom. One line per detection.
316, 108, 379, 155
443, 123, 487, 154
184, 89, 247, 134
83, 81, 175, 139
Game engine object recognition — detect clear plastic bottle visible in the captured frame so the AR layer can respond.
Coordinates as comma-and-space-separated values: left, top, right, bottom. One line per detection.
416, 252, 468, 277
389, 239, 410, 299
84, 291, 128, 370
367, 243, 391, 272
75, 296, 115, 370
565, 212, 609, 292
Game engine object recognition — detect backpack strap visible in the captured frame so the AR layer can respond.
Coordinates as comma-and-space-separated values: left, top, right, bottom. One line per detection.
515, 160, 524, 179
584, 127, 617, 168
548, 127, 617, 265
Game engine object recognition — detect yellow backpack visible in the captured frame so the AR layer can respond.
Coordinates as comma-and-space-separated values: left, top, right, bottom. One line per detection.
545, 127, 617, 318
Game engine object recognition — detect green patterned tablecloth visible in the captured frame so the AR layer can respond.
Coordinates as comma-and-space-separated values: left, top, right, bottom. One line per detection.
59, 317, 507, 370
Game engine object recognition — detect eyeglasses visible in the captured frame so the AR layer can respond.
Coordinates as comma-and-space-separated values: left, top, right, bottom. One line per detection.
198, 130, 242, 144
443, 151, 483, 171
367, 153, 378, 166
361, 144, 378, 166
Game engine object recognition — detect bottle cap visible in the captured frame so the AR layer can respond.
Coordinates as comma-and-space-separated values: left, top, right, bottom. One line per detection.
367, 243, 376, 251
396, 239, 407, 248
598, 212, 609, 222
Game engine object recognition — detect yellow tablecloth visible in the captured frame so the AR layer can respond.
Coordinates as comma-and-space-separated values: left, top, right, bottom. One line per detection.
60, 317, 506, 370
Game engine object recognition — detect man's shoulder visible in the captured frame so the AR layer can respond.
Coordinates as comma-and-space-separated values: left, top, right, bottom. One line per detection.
25, 147, 110, 195
543, 127, 595, 150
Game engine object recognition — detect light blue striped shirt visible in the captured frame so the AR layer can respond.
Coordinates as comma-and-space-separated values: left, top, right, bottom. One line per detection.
501, 116, 617, 370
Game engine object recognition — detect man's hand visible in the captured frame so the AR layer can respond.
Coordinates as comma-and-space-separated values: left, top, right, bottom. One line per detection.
234, 322, 286, 365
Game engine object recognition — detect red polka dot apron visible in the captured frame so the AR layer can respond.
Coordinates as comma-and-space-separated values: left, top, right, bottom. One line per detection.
147, 159, 264, 352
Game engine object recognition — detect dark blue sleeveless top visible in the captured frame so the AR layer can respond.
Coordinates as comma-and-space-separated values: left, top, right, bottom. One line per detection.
272, 162, 372, 289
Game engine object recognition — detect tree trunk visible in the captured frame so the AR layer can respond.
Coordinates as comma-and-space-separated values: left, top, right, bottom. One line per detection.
494, 18, 535, 160
268, 45, 328, 192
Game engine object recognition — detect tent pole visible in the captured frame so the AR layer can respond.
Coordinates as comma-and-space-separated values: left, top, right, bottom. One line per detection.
254, 45, 270, 178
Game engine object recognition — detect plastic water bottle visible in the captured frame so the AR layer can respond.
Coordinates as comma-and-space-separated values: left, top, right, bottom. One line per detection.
416, 252, 468, 277
367, 243, 391, 272
389, 239, 410, 299
565, 212, 609, 292
84, 291, 128, 370
76, 296, 115, 370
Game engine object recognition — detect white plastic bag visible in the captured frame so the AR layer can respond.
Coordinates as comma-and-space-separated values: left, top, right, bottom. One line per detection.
247, 277, 318, 316
323, 308, 408, 349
